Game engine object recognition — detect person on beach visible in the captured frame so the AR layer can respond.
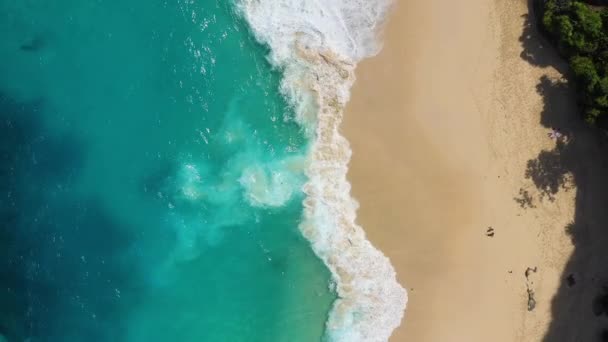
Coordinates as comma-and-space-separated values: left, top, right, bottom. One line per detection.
548, 128, 564, 140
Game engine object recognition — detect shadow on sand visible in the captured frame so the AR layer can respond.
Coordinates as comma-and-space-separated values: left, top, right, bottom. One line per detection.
519, 1, 608, 341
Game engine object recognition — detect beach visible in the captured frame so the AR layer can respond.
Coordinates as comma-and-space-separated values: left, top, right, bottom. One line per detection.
3, 0, 602, 340
343, 0, 579, 340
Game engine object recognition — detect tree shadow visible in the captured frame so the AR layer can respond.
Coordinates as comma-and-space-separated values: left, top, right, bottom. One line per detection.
524, 138, 571, 202
519, 0, 570, 74
515, 188, 537, 209
528, 77, 608, 342
518, 1, 608, 341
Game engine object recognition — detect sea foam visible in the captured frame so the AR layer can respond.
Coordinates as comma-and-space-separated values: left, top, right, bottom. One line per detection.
236, 1, 407, 341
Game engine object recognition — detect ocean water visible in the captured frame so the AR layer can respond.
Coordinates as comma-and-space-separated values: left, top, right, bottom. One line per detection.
0, 1, 337, 341
238, 1, 407, 341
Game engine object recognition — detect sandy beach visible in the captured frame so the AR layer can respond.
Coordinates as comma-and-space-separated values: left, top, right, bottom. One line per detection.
343, 0, 588, 340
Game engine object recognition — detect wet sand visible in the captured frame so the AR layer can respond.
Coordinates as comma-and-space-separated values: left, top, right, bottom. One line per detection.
343, 0, 576, 340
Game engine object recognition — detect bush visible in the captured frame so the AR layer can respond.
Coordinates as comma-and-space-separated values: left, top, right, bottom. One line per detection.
571, 55, 599, 89
541, 0, 608, 124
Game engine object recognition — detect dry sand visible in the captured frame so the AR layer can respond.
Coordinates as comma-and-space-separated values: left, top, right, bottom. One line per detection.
343, 0, 579, 340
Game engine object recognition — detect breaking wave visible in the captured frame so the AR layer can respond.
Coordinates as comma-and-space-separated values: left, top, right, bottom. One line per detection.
236, 0, 408, 341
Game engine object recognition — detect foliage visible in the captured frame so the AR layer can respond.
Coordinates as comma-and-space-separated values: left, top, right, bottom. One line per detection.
540, 0, 608, 124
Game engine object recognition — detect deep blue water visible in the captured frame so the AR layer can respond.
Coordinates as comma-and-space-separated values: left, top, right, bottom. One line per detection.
0, 1, 334, 341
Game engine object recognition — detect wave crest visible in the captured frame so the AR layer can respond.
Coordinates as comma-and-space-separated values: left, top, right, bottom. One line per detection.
236, 0, 407, 341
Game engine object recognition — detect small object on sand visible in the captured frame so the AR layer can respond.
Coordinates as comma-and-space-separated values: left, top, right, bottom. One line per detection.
486, 227, 495, 237
525, 267, 538, 311
548, 127, 564, 140
566, 274, 576, 287
508, 270, 513, 274
527, 288, 537, 311
525, 267, 537, 278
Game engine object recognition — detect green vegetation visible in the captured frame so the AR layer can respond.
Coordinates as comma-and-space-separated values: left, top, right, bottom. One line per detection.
540, 0, 608, 124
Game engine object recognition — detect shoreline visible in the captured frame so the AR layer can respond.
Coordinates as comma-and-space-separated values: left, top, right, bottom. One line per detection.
237, 1, 407, 340
344, 0, 577, 340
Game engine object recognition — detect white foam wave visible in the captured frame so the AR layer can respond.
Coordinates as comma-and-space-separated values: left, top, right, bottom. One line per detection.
236, 0, 407, 341
239, 156, 307, 207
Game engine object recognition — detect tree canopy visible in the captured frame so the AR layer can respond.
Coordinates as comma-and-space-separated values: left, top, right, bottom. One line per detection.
541, 0, 608, 124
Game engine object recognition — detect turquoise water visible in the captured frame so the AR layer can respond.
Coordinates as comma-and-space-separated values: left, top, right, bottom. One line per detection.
0, 1, 335, 341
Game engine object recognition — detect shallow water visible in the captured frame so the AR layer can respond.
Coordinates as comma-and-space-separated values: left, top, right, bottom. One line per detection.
0, 1, 334, 341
